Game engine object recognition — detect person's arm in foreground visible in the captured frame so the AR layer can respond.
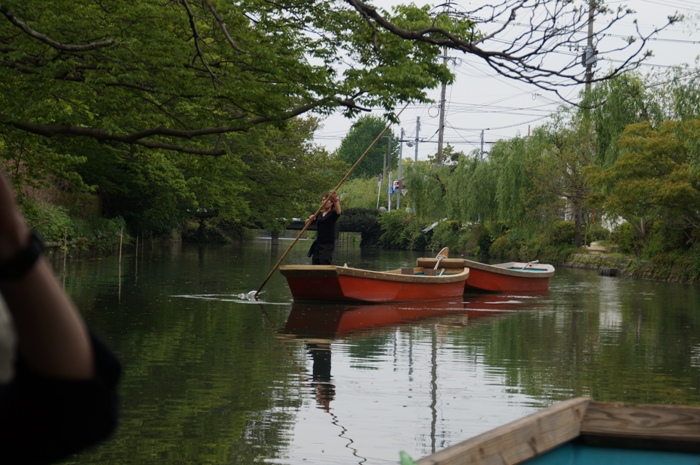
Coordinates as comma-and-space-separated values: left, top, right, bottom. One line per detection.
0, 188, 93, 379
0, 172, 120, 464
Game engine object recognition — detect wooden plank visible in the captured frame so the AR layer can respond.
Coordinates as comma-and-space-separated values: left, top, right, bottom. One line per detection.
417, 258, 466, 269
416, 397, 590, 465
580, 401, 700, 453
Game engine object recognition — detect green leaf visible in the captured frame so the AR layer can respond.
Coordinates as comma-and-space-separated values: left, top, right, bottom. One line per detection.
399, 450, 417, 465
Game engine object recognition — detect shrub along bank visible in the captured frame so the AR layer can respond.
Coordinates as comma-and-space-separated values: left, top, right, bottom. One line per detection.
376, 210, 700, 284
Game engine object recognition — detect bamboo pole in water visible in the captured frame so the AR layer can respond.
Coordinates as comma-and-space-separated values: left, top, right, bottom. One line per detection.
63, 227, 67, 274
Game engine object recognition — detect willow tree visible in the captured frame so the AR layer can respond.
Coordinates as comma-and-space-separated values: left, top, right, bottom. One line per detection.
490, 137, 531, 228
588, 73, 662, 167
402, 160, 451, 224
444, 149, 498, 224
653, 64, 700, 121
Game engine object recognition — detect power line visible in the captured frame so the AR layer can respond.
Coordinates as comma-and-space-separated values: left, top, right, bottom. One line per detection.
314, 0, 699, 158
636, 0, 700, 12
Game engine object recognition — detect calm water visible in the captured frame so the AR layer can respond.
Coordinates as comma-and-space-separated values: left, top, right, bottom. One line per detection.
55, 238, 700, 465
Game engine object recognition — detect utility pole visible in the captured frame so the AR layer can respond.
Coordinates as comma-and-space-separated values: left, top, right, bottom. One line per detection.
414, 117, 420, 162
387, 171, 392, 212
480, 129, 484, 161
386, 136, 391, 212
384, 136, 391, 182
397, 128, 404, 210
436, 48, 447, 165
583, 0, 596, 97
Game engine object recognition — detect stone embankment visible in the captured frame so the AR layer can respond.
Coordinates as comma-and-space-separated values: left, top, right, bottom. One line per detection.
563, 242, 700, 284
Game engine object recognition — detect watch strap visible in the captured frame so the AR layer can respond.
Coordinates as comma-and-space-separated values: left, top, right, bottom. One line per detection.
0, 231, 45, 281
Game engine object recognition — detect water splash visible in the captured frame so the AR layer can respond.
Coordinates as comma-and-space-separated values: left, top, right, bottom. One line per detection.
169, 291, 273, 304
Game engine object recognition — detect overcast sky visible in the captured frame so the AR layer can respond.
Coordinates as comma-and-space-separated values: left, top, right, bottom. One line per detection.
312, 0, 700, 164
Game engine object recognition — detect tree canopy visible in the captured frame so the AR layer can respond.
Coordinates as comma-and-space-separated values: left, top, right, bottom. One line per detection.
336, 115, 397, 179
0, 1, 676, 155
0, 0, 685, 244
589, 120, 700, 250
0, 0, 456, 156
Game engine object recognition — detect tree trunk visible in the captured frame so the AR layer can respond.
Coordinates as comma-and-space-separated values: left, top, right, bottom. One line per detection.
573, 200, 583, 248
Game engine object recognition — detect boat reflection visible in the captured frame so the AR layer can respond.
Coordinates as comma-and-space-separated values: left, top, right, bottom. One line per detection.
280, 294, 539, 411
281, 295, 513, 339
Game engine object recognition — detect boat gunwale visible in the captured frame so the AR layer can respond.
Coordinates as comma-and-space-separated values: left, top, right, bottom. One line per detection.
279, 264, 470, 285
462, 258, 555, 278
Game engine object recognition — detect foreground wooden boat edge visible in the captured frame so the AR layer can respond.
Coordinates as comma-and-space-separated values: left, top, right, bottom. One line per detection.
416, 397, 700, 465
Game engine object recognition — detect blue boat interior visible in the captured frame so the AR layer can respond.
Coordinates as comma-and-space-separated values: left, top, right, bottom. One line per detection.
524, 442, 700, 465
507, 267, 550, 272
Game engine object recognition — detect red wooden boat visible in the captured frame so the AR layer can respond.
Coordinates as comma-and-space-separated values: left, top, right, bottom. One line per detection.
279, 250, 469, 303
457, 258, 555, 292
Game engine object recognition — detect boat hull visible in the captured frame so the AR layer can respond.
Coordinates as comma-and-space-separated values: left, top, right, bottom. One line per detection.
460, 259, 555, 292
279, 264, 469, 303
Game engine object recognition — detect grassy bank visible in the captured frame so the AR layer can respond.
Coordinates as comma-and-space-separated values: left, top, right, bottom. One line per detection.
563, 252, 700, 285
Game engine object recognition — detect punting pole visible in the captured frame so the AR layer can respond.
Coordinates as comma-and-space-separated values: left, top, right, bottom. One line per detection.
253, 103, 410, 300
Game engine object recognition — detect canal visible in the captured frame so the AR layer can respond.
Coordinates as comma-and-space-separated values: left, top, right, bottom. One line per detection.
57, 238, 700, 465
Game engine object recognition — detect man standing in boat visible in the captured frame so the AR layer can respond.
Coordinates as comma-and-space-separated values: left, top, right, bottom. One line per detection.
307, 192, 341, 265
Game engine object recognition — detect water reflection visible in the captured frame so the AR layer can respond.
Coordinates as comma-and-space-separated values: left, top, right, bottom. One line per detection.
307, 342, 334, 411
281, 299, 472, 413
274, 294, 553, 461
279, 294, 542, 413
282, 292, 541, 335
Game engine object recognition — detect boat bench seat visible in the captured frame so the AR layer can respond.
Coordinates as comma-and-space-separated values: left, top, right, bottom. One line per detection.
415, 258, 465, 270
401, 266, 461, 276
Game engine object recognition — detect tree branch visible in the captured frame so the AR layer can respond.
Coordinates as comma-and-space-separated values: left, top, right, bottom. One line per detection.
0, 99, 329, 156
181, 0, 222, 85
204, 0, 245, 54
344, 0, 679, 101
0, 5, 114, 51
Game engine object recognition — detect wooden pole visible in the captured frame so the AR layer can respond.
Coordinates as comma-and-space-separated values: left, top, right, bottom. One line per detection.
62, 227, 67, 273
254, 104, 409, 299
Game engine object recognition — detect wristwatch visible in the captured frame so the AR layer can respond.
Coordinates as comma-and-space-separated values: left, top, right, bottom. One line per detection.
0, 230, 45, 281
